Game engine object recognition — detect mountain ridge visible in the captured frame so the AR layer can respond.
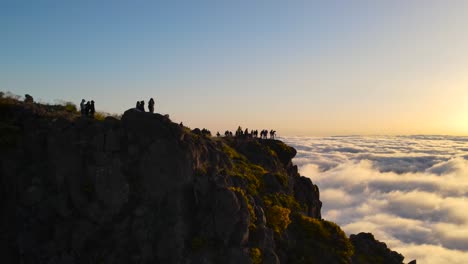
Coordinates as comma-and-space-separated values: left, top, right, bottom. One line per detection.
0, 96, 411, 264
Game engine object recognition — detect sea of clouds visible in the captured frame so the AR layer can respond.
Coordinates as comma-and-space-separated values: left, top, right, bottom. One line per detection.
282, 135, 468, 264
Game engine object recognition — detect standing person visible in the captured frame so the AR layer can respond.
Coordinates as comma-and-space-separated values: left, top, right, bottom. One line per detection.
89, 100, 95, 118
140, 100, 145, 112
80, 99, 86, 116
148, 98, 155, 113
85, 101, 91, 117
136, 101, 141, 110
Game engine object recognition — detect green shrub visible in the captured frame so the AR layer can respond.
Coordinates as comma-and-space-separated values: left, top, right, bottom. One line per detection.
265, 205, 291, 234
222, 143, 244, 160
263, 193, 302, 212
221, 142, 268, 195
250, 247, 262, 264
64, 102, 77, 112
288, 214, 354, 264
274, 173, 288, 187
93, 112, 106, 121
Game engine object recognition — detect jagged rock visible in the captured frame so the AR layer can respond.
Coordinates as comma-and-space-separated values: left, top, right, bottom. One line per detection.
350, 232, 405, 264
294, 176, 322, 219
213, 188, 241, 244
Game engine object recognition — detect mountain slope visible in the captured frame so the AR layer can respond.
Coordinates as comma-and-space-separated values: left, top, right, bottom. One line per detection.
0, 96, 408, 264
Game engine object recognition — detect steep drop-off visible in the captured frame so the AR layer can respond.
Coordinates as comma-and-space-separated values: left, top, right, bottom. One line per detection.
0, 98, 408, 264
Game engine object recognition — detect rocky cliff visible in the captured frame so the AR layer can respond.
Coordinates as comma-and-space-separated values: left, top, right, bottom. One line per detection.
0, 97, 409, 264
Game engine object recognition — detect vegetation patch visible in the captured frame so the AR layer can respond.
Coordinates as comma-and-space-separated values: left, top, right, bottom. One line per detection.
64, 102, 77, 112
94, 112, 106, 121
222, 143, 244, 160
265, 140, 296, 164
265, 205, 291, 234
273, 173, 288, 187
222, 142, 268, 195
250, 247, 262, 264
287, 214, 354, 264
263, 193, 302, 212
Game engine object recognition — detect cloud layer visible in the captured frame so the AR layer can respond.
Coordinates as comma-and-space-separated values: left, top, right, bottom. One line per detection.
283, 135, 468, 264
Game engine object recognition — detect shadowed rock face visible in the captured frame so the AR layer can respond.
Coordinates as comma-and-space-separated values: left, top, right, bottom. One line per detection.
350, 233, 404, 264
0, 101, 407, 264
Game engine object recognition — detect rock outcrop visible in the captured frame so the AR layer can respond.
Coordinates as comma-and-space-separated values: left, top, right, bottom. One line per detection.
0, 98, 409, 263
350, 233, 404, 264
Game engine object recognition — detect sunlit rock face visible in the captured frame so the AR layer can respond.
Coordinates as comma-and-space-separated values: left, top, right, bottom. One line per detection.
0, 100, 404, 264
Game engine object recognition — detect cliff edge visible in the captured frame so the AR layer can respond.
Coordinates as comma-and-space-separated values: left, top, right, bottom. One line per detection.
0, 97, 409, 264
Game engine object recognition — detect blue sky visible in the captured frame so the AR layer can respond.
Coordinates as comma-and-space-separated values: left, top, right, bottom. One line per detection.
2, 1, 468, 135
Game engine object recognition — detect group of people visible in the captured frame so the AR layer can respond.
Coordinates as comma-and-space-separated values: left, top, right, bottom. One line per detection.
80, 99, 95, 118
261, 129, 276, 139
136, 98, 155, 113
77, 98, 277, 141
221, 127, 276, 139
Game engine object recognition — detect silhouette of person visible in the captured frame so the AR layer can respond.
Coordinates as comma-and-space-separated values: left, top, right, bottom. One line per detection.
136, 101, 140, 110
236, 126, 243, 137
80, 99, 86, 116
216, 131, 221, 137
148, 98, 155, 113
140, 101, 145, 112
85, 101, 91, 117
244, 128, 249, 138
89, 100, 95, 118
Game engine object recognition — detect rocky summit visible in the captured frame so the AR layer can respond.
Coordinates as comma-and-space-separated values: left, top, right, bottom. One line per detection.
0, 97, 410, 263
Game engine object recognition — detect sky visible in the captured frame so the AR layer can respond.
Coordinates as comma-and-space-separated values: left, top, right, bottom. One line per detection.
2, 0, 468, 136
284, 135, 468, 264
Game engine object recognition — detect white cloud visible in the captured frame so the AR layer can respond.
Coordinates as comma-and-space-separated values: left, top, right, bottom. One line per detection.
283, 135, 468, 263
320, 188, 354, 209
393, 244, 468, 264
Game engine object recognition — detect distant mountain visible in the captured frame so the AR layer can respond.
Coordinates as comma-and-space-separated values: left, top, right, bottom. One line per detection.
0, 95, 411, 263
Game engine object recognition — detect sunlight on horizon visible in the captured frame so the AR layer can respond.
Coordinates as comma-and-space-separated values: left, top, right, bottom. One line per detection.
2, 1, 468, 136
